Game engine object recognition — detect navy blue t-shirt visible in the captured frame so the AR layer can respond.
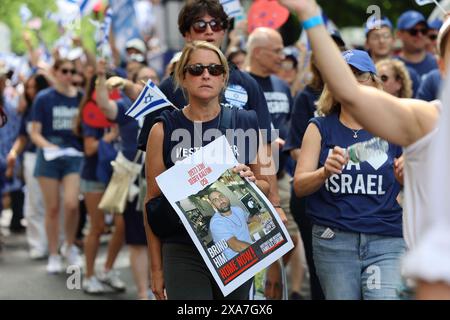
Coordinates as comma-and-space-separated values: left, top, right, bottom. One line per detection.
397, 53, 438, 78
250, 73, 292, 173
137, 62, 273, 149
306, 112, 403, 237
156, 106, 260, 243
284, 86, 321, 153
31, 88, 82, 150
249, 74, 292, 139
80, 123, 104, 181
416, 69, 442, 101
115, 96, 140, 161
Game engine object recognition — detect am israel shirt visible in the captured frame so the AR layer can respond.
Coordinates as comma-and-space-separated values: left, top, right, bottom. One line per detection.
307, 112, 403, 237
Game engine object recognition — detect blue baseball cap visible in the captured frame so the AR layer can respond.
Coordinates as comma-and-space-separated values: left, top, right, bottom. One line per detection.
397, 10, 428, 30
365, 16, 393, 36
429, 19, 443, 30
342, 50, 377, 74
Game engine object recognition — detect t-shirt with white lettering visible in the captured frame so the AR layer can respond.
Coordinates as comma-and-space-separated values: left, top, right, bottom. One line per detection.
307, 112, 403, 237
31, 88, 82, 150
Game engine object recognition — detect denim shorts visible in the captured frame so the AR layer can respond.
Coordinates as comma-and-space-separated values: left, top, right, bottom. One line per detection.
34, 149, 82, 180
80, 179, 106, 193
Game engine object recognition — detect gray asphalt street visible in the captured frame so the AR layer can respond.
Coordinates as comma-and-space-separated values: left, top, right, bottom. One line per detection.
0, 209, 140, 300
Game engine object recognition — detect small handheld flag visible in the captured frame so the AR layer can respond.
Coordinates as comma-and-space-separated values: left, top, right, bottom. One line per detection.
125, 80, 178, 120
415, 0, 447, 15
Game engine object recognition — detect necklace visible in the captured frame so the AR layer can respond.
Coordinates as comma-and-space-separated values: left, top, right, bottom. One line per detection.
350, 128, 362, 139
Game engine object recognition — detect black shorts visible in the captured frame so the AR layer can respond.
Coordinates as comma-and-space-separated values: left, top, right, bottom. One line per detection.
123, 199, 147, 245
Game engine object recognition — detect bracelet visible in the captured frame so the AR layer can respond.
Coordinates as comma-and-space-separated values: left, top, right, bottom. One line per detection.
302, 15, 324, 31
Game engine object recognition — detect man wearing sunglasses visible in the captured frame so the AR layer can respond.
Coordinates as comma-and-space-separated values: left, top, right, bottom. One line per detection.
396, 10, 438, 79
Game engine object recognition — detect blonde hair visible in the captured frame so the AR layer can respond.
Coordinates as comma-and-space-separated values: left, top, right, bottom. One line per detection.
174, 41, 229, 92
376, 59, 413, 98
316, 70, 383, 116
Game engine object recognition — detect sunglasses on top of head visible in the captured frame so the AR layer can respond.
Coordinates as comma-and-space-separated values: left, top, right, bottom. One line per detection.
407, 28, 429, 37
184, 64, 225, 76
192, 19, 226, 33
61, 68, 76, 75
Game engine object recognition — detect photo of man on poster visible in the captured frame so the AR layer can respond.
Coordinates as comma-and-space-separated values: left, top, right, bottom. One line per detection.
208, 189, 261, 260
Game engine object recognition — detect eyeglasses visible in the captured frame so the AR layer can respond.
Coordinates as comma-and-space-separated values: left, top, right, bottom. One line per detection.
61, 68, 76, 75
368, 33, 392, 41
429, 33, 438, 41
192, 19, 226, 33
184, 64, 225, 76
407, 28, 428, 37
352, 70, 372, 83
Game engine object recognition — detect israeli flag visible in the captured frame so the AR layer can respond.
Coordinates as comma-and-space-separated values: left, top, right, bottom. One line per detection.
415, 0, 434, 5
415, 0, 447, 14
66, 0, 97, 16
125, 80, 175, 120
220, 0, 243, 19
95, 8, 113, 59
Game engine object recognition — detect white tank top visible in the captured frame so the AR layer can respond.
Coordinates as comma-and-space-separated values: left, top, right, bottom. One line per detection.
402, 101, 441, 248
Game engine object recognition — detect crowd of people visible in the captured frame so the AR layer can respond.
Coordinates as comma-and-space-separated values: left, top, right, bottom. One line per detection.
1, 0, 449, 300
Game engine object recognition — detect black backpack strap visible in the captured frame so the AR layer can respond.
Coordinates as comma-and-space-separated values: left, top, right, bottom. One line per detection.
219, 105, 236, 134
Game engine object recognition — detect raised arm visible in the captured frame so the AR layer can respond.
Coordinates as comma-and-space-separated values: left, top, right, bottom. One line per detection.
279, 0, 438, 147
95, 60, 119, 120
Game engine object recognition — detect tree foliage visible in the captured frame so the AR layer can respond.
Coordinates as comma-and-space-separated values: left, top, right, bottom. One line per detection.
0, 0, 96, 54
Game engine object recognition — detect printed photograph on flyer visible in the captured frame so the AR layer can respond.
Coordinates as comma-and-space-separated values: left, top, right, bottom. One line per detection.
156, 136, 294, 296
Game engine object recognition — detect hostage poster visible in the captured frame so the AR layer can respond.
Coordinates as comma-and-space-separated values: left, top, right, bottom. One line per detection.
156, 136, 294, 296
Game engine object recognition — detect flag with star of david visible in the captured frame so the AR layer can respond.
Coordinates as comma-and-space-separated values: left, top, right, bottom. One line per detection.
125, 79, 175, 120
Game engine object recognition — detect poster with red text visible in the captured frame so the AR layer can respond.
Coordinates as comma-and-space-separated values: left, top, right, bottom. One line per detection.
156, 136, 294, 296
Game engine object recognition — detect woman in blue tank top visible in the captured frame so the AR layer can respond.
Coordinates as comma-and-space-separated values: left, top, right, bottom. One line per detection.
144, 41, 270, 300
293, 50, 406, 300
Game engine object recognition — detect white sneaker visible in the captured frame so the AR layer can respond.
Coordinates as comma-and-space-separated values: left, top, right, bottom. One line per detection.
46, 255, 63, 274
60, 242, 68, 257
30, 248, 47, 260
65, 245, 83, 268
82, 276, 106, 295
99, 270, 126, 292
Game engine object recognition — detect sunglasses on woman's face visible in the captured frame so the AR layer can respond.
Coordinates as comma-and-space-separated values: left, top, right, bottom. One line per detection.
61, 68, 76, 75
192, 19, 225, 33
184, 64, 225, 76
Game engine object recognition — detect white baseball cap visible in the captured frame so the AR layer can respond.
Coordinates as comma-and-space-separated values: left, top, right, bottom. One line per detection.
125, 38, 146, 54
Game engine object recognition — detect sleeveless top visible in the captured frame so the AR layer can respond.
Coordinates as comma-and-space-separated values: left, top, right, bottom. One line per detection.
155, 105, 260, 244
307, 112, 403, 237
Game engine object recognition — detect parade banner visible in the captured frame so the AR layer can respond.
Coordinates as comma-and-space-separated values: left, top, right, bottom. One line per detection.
156, 136, 293, 296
